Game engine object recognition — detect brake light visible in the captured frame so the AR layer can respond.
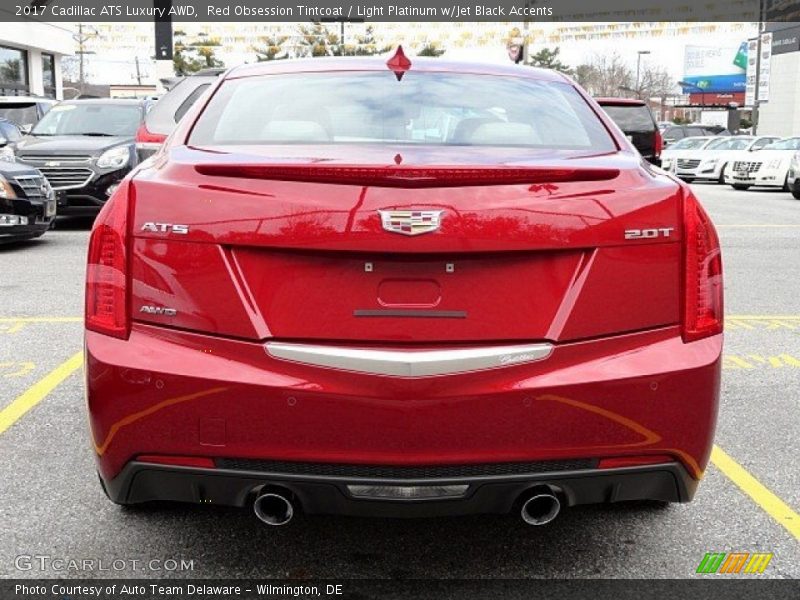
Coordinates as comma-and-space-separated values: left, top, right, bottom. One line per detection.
135, 122, 167, 145
654, 128, 663, 158
195, 164, 620, 188
682, 189, 723, 342
85, 182, 132, 339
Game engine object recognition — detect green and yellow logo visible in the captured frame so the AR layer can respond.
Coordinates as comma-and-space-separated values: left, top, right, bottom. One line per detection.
696, 552, 773, 574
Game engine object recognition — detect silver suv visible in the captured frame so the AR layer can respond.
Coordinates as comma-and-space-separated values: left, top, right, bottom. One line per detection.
136, 68, 225, 161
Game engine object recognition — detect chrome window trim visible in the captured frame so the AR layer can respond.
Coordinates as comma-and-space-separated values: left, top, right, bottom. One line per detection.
265, 341, 553, 377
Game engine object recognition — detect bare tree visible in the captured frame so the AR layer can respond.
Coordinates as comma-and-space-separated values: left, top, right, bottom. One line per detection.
637, 64, 675, 100
573, 52, 634, 97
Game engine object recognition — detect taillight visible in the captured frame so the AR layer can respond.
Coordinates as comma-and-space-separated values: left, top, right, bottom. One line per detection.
85, 182, 132, 339
682, 189, 723, 342
654, 128, 663, 158
194, 164, 620, 188
135, 122, 167, 145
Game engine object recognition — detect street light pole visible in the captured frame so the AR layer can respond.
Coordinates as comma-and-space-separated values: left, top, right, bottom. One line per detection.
636, 50, 651, 98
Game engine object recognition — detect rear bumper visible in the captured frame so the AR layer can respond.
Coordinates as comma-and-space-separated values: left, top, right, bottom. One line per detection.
102, 460, 697, 516
86, 323, 722, 495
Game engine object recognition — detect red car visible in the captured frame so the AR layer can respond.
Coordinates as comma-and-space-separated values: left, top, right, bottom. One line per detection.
85, 51, 723, 526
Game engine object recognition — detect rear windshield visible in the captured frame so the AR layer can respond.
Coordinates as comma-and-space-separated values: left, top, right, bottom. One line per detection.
189, 72, 616, 151
600, 105, 654, 132
0, 103, 39, 128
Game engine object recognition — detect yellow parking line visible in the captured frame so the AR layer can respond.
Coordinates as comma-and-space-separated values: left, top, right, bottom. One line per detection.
0, 317, 81, 323
0, 351, 83, 436
717, 224, 800, 228
727, 315, 800, 319
711, 445, 800, 541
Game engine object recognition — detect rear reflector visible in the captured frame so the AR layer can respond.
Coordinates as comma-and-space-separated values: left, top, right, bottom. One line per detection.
137, 455, 216, 469
347, 484, 469, 499
85, 182, 132, 339
682, 189, 723, 342
597, 455, 675, 469
195, 164, 620, 188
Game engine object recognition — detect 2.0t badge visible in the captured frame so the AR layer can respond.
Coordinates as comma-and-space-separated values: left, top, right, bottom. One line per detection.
378, 210, 444, 236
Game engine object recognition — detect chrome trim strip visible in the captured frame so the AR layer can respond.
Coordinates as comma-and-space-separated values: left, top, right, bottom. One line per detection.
265, 341, 553, 377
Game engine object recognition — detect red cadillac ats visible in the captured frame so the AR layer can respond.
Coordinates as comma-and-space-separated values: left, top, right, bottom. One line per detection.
84, 52, 723, 526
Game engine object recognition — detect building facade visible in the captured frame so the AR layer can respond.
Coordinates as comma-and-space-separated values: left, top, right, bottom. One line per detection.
757, 23, 800, 136
0, 21, 72, 99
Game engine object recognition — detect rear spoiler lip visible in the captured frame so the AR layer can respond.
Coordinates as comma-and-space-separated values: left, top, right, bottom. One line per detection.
193, 164, 621, 188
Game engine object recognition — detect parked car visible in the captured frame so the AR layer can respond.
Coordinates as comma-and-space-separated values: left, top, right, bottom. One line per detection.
595, 98, 661, 165
725, 137, 800, 190
0, 96, 57, 132
0, 125, 55, 243
661, 124, 718, 146
2, 99, 150, 215
136, 68, 225, 161
671, 136, 779, 183
660, 136, 713, 172
787, 152, 800, 199
85, 56, 723, 525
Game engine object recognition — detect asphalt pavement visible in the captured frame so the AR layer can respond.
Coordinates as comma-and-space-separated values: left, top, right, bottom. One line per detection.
0, 183, 798, 580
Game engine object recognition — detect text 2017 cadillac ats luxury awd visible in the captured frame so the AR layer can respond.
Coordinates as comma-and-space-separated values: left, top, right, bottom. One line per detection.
85, 52, 723, 526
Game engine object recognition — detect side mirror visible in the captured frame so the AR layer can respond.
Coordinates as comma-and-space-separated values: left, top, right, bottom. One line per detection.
20, 124, 32, 134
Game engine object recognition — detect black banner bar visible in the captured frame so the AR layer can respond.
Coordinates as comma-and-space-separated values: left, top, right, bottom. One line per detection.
1, 579, 797, 600
1, 0, 795, 23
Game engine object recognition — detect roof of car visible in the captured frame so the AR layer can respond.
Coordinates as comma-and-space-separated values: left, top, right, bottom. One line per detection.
0, 96, 57, 103
226, 56, 568, 82
58, 98, 149, 105
594, 97, 647, 105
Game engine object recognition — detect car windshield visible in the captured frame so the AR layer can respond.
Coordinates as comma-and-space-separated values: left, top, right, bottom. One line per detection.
600, 105, 654, 132
0, 103, 39, 128
708, 137, 753, 151
671, 137, 709, 150
190, 72, 616, 151
762, 138, 800, 151
32, 103, 141, 136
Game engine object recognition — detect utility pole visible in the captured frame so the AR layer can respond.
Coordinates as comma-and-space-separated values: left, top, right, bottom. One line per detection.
72, 23, 97, 95
636, 50, 651, 98
134, 56, 142, 85
522, 1, 531, 64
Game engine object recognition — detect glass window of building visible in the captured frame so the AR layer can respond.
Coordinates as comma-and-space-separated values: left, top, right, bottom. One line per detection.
0, 45, 29, 95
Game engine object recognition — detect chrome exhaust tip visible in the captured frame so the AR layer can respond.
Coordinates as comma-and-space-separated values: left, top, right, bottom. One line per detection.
520, 492, 561, 526
253, 492, 294, 526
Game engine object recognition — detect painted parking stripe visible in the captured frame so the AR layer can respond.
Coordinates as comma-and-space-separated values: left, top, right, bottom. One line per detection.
711, 445, 800, 541
0, 351, 83, 436
716, 224, 800, 228
0, 317, 82, 323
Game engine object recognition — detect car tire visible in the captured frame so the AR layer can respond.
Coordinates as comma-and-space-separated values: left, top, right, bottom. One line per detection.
792, 189, 800, 200
717, 166, 727, 184
732, 184, 751, 191
783, 174, 790, 193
